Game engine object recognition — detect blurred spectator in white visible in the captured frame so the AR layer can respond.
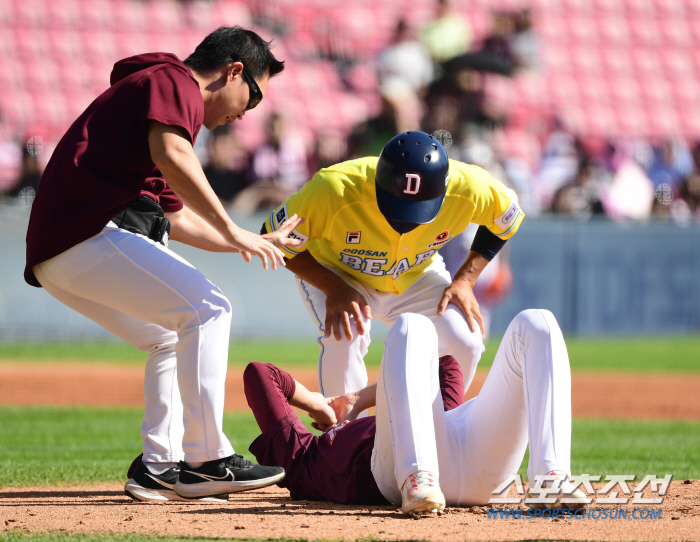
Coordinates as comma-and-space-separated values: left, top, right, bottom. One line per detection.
0, 112, 22, 194
646, 138, 694, 190
509, 8, 540, 72
420, 0, 472, 63
232, 112, 309, 214
203, 126, 252, 204
347, 96, 399, 159
533, 120, 579, 208
7, 140, 43, 206
600, 143, 655, 221
377, 19, 434, 132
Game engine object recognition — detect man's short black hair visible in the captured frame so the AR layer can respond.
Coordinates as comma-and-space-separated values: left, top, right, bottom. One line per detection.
185, 26, 284, 79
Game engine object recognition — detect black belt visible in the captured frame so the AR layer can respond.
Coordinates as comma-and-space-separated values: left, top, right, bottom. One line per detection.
111, 196, 171, 247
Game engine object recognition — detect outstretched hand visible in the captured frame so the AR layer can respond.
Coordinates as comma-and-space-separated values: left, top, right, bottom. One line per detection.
261, 214, 305, 249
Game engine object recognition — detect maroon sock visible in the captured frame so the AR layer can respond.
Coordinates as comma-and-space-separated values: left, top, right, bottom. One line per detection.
243, 361, 297, 433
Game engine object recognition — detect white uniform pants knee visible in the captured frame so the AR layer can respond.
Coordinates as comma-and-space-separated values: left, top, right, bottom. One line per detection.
34, 223, 235, 463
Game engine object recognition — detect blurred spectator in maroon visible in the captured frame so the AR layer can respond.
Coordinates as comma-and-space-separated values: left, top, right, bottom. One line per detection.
377, 19, 434, 132
312, 129, 347, 171
203, 126, 252, 204
421, 0, 472, 63
424, 67, 503, 132
481, 11, 517, 73
679, 173, 700, 220
347, 96, 399, 159
510, 8, 540, 71
550, 155, 608, 218
232, 112, 309, 213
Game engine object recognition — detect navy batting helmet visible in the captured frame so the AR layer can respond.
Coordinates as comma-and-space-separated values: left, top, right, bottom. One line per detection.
375, 131, 449, 233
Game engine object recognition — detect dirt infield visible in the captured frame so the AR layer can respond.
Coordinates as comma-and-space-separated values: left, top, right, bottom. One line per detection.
1, 364, 700, 418
1, 481, 699, 541
2, 364, 699, 541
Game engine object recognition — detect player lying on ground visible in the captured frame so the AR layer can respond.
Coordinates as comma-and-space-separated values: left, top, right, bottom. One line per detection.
244, 310, 587, 515
262, 131, 525, 400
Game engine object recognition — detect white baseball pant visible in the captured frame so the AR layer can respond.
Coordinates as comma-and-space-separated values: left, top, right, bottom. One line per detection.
371, 309, 572, 506
296, 256, 485, 398
33, 222, 235, 464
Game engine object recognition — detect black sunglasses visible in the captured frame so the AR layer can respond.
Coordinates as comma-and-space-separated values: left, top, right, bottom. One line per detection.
232, 57, 263, 111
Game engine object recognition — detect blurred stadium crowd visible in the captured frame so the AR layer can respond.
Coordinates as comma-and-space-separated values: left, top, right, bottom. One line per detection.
2, 0, 700, 224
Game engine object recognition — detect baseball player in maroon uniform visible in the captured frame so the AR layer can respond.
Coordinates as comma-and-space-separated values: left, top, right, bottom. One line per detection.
245, 311, 587, 515
24, 26, 299, 502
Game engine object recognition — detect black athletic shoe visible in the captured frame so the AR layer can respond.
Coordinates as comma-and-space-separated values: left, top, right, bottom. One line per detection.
173, 454, 285, 498
124, 454, 229, 503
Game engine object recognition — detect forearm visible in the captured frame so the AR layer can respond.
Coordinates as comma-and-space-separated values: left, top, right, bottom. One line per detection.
166, 206, 239, 252
149, 123, 236, 241
285, 250, 349, 295
452, 250, 490, 287
289, 379, 324, 412
351, 383, 377, 411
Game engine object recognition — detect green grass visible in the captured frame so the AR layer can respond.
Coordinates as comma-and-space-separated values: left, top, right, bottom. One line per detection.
0, 406, 698, 488
1, 336, 700, 372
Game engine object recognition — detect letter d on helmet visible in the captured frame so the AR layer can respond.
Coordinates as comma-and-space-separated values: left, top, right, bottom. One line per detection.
375, 131, 449, 227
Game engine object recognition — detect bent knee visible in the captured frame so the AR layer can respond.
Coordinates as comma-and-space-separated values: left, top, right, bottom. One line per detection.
512, 309, 558, 338
388, 313, 437, 343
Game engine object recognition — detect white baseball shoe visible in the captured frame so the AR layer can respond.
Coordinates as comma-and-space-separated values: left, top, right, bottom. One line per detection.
400, 470, 446, 516
526, 470, 589, 510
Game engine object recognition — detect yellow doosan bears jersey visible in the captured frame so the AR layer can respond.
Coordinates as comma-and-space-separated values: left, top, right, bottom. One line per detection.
265, 157, 524, 295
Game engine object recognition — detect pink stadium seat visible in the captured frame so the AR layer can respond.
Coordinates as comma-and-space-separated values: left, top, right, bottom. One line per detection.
566, 16, 598, 44
623, 0, 657, 16
596, 15, 631, 45
112, 0, 147, 31
658, 18, 692, 47
616, 106, 648, 135
46, 0, 81, 29
630, 48, 663, 75
628, 17, 663, 47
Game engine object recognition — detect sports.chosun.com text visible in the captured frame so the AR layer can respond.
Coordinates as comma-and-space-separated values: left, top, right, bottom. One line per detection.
487, 507, 663, 520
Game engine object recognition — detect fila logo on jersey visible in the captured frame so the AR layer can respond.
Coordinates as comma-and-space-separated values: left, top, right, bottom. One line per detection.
346, 231, 361, 244
403, 173, 421, 195
427, 230, 453, 249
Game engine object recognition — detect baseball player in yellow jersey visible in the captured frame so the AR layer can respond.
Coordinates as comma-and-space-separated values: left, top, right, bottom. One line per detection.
262, 131, 524, 397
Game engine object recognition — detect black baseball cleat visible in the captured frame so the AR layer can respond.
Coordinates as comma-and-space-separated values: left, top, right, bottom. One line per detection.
173, 454, 285, 498
124, 454, 229, 503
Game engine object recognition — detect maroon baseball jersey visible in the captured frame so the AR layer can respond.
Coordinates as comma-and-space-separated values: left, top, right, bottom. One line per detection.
248, 355, 464, 504
25, 53, 202, 287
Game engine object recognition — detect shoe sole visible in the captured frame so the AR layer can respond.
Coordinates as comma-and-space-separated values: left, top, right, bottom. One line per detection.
124, 480, 228, 503
402, 499, 446, 516
173, 470, 286, 498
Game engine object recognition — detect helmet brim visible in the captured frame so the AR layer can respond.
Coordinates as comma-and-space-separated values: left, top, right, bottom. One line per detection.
375, 183, 445, 225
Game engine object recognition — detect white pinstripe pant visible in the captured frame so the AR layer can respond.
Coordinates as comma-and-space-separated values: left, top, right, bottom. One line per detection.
34, 222, 235, 464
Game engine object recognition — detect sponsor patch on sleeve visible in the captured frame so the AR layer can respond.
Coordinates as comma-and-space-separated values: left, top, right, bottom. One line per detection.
494, 202, 522, 231
287, 229, 309, 245
274, 205, 289, 229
